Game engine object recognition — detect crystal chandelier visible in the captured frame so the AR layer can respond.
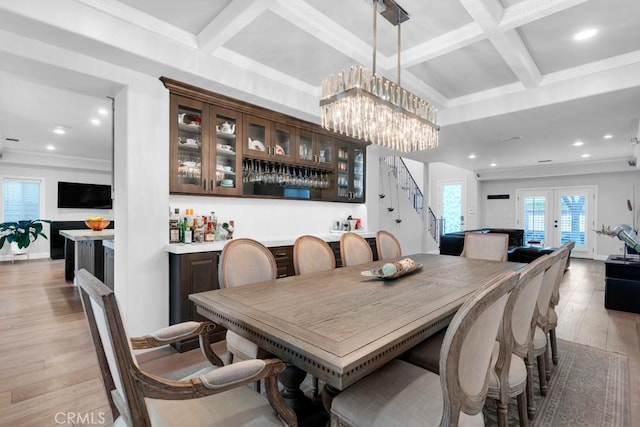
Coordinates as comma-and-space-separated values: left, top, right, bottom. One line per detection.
320, 0, 439, 152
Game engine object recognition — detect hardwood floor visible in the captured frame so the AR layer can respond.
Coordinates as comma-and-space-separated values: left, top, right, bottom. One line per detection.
0, 257, 638, 426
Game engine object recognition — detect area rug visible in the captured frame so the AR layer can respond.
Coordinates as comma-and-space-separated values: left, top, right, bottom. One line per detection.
483, 339, 630, 426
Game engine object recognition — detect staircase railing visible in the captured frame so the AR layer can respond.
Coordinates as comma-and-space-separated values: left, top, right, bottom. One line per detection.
383, 156, 423, 216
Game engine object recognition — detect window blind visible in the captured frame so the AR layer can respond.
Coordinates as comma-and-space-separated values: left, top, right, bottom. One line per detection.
2, 178, 41, 222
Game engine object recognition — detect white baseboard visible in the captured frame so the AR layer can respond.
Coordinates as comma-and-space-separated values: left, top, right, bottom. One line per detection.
0, 252, 51, 263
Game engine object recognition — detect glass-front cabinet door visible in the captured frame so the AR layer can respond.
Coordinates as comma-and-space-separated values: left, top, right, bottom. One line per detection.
244, 115, 270, 160
316, 135, 334, 169
297, 129, 315, 165
212, 107, 242, 195
272, 123, 295, 162
170, 95, 210, 194
335, 141, 366, 202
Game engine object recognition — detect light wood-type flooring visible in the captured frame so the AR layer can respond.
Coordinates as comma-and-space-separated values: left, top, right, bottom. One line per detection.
0, 258, 638, 426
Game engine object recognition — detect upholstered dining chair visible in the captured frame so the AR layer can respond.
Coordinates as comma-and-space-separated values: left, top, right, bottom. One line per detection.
339, 232, 373, 267
547, 241, 575, 365
329, 270, 519, 427
375, 230, 402, 260
218, 238, 277, 371
76, 269, 297, 427
292, 234, 336, 396
530, 247, 566, 396
487, 255, 552, 426
293, 235, 336, 275
461, 232, 509, 261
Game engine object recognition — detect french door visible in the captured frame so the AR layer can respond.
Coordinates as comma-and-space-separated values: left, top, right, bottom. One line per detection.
516, 187, 595, 258
438, 180, 465, 234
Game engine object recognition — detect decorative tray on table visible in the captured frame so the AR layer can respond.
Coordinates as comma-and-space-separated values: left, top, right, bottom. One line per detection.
361, 257, 423, 280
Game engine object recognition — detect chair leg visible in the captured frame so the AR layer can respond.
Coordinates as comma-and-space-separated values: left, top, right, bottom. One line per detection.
526, 359, 536, 419
312, 375, 319, 398
496, 399, 509, 427
545, 345, 552, 381
537, 353, 548, 396
550, 328, 559, 365
517, 392, 529, 427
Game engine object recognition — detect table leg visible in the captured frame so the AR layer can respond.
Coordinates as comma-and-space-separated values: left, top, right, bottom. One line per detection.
278, 363, 312, 414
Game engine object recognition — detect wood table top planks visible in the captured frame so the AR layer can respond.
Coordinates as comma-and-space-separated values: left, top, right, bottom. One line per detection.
190, 253, 525, 389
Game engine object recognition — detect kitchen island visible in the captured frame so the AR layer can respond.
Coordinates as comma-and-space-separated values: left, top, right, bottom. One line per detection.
59, 229, 114, 282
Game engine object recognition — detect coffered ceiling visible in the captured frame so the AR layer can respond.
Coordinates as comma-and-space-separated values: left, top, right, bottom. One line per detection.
0, 0, 639, 176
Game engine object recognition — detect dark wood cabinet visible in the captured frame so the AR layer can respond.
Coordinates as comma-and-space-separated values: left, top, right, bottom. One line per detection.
103, 245, 114, 291
269, 246, 295, 278
76, 240, 106, 282
169, 251, 226, 352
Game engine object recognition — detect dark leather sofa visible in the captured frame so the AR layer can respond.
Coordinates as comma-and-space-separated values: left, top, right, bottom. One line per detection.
439, 228, 560, 264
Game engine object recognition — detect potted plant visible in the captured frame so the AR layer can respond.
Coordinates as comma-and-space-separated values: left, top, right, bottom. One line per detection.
0, 219, 50, 250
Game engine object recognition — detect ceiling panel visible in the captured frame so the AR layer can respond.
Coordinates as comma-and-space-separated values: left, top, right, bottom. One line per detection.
518, 0, 640, 74
224, 10, 359, 86
305, 0, 473, 56
407, 39, 518, 98
118, 0, 229, 34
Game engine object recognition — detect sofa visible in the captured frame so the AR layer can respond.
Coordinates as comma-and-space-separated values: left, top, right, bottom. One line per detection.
439, 228, 561, 264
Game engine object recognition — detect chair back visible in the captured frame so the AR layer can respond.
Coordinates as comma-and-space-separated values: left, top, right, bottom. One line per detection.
375, 230, 402, 260
550, 241, 575, 306
339, 232, 373, 267
293, 235, 336, 275
219, 238, 277, 288
460, 232, 509, 261
535, 247, 566, 328
439, 269, 519, 424
76, 269, 147, 426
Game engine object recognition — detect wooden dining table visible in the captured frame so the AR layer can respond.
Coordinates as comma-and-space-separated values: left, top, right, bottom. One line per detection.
190, 253, 524, 408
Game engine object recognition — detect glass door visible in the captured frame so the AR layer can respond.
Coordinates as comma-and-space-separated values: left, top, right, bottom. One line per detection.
244, 115, 270, 160
212, 107, 241, 194
170, 95, 210, 194
439, 180, 465, 234
272, 123, 294, 162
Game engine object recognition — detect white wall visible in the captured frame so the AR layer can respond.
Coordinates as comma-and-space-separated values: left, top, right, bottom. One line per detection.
480, 171, 640, 259
0, 158, 112, 261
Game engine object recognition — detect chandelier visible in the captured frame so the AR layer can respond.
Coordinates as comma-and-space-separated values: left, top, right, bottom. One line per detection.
320, 0, 439, 152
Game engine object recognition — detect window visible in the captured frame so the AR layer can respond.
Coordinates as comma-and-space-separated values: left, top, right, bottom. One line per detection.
2, 178, 42, 222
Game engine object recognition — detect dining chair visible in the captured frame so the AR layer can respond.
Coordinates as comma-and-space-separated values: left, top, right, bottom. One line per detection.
487, 254, 552, 426
530, 247, 566, 396
461, 232, 509, 261
75, 269, 297, 427
547, 241, 575, 365
292, 234, 336, 397
329, 269, 519, 427
375, 230, 402, 260
218, 238, 277, 371
293, 235, 336, 275
339, 232, 373, 267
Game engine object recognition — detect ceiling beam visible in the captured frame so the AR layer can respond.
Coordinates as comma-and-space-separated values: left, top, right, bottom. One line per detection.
500, 0, 591, 31
197, 0, 266, 53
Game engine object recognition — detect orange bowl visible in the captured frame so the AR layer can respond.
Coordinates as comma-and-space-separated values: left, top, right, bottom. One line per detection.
85, 219, 111, 231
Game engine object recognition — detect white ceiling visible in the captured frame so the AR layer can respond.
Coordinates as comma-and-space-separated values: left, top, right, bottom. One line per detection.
1, 0, 639, 176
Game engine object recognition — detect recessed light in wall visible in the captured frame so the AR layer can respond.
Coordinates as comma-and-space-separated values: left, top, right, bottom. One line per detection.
573, 141, 584, 146
468, 153, 477, 159
91, 118, 100, 126
45, 144, 55, 151
581, 153, 591, 158
53, 126, 67, 135
490, 163, 497, 167
604, 134, 613, 139
573, 28, 598, 41
98, 108, 109, 116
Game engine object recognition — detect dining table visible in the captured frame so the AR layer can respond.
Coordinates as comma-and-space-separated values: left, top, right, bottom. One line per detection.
190, 253, 525, 411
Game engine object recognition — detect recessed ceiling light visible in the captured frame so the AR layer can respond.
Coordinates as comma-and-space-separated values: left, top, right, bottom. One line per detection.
581, 153, 591, 158
573, 141, 584, 146
98, 108, 109, 116
490, 163, 497, 167
53, 127, 66, 135
604, 134, 613, 139
91, 118, 100, 126
468, 153, 476, 159
45, 144, 55, 151
573, 28, 598, 41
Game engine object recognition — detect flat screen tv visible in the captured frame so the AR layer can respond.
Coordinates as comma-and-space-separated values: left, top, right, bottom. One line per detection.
57, 181, 112, 209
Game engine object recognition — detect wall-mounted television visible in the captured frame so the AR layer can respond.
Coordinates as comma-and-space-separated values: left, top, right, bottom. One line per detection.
57, 181, 113, 209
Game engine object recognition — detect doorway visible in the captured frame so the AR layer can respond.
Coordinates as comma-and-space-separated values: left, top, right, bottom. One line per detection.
516, 186, 595, 258
438, 180, 465, 234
